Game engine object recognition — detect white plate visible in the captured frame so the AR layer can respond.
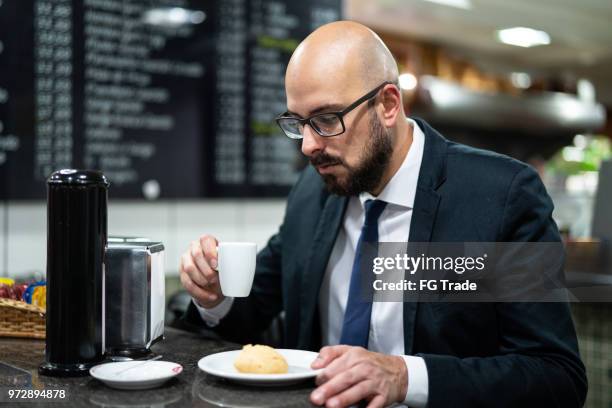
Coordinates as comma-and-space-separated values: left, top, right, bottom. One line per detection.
90, 361, 183, 390
198, 349, 322, 386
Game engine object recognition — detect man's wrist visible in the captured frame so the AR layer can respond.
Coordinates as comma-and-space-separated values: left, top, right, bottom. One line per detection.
394, 355, 408, 403
192, 296, 234, 327
194, 296, 224, 310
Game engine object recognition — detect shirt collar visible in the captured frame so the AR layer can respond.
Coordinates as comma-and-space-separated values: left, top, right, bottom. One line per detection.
358, 117, 425, 210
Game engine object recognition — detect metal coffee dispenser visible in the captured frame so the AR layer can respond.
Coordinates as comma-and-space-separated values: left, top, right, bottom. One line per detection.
105, 237, 165, 358
40, 169, 108, 376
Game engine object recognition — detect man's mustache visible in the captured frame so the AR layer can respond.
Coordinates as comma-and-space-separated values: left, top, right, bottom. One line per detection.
310, 153, 343, 167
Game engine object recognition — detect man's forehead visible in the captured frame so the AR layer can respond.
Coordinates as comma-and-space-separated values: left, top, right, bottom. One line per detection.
285, 84, 343, 116
285, 73, 366, 117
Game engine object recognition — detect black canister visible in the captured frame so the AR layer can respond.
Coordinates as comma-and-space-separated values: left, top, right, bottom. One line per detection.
39, 169, 109, 376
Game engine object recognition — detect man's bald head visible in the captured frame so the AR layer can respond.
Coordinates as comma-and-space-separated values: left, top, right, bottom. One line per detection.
283, 21, 410, 197
286, 21, 399, 100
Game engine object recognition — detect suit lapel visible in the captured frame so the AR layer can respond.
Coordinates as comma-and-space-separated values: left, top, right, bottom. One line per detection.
403, 187, 441, 354
298, 193, 348, 350
403, 118, 447, 354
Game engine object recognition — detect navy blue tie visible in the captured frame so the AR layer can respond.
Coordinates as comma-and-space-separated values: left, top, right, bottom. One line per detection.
339, 199, 387, 348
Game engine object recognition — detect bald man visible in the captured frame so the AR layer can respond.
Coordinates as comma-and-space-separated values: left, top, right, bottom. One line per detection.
181, 21, 586, 408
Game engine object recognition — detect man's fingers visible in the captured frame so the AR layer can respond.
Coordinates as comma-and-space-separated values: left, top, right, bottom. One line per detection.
200, 235, 219, 270
311, 365, 368, 406
319, 366, 367, 398
182, 252, 208, 288
365, 395, 386, 408
325, 380, 373, 408
312, 345, 351, 369
316, 347, 363, 384
190, 241, 218, 285
179, 268, 217, 304
190, 241, 211, 280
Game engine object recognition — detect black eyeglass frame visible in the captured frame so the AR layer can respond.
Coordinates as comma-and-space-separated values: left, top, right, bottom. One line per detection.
275, 80, 394, 139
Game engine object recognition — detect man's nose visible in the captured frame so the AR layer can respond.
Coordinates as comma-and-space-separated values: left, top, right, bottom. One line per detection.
301, 124, 325, 157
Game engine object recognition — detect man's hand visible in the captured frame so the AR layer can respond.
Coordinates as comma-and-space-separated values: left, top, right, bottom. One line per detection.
310, 345, 408, 408
179, 234, 224, 309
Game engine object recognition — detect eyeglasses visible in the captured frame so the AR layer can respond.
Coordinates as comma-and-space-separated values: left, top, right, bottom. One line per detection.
275, 81, 393, 139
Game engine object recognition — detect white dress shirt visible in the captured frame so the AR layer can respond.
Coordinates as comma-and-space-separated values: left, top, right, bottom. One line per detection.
195, 118, 428, 407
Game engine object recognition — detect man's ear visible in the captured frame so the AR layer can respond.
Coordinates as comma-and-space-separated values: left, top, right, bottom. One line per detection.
379, 84, 402, 127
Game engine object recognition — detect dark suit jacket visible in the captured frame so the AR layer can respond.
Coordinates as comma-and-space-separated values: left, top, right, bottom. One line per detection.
185, 118, 587, 407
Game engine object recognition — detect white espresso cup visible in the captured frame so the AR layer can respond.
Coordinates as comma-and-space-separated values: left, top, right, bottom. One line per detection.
216, 242, 257, 297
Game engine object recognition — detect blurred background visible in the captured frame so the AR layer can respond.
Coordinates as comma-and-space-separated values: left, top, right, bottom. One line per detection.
0, 0, 611, 405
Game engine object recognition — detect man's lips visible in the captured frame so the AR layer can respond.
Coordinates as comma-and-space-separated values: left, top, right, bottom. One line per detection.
316, 163, 340, 174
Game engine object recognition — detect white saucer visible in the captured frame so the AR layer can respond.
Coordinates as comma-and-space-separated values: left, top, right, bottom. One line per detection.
198, 349, 321, 386
90, 361, 183, 390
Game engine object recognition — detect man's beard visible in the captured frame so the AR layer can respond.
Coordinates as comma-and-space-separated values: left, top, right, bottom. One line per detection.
310, 110, 393, 196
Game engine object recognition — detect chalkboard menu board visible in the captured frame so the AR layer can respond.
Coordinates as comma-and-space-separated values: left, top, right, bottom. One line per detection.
0, 0, 341, 199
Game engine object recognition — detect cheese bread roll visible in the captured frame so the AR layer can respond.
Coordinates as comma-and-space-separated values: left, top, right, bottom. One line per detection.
233, 344, 289, 374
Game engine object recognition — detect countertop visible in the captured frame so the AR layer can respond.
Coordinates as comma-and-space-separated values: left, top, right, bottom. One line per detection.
0, 327, 317, 407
